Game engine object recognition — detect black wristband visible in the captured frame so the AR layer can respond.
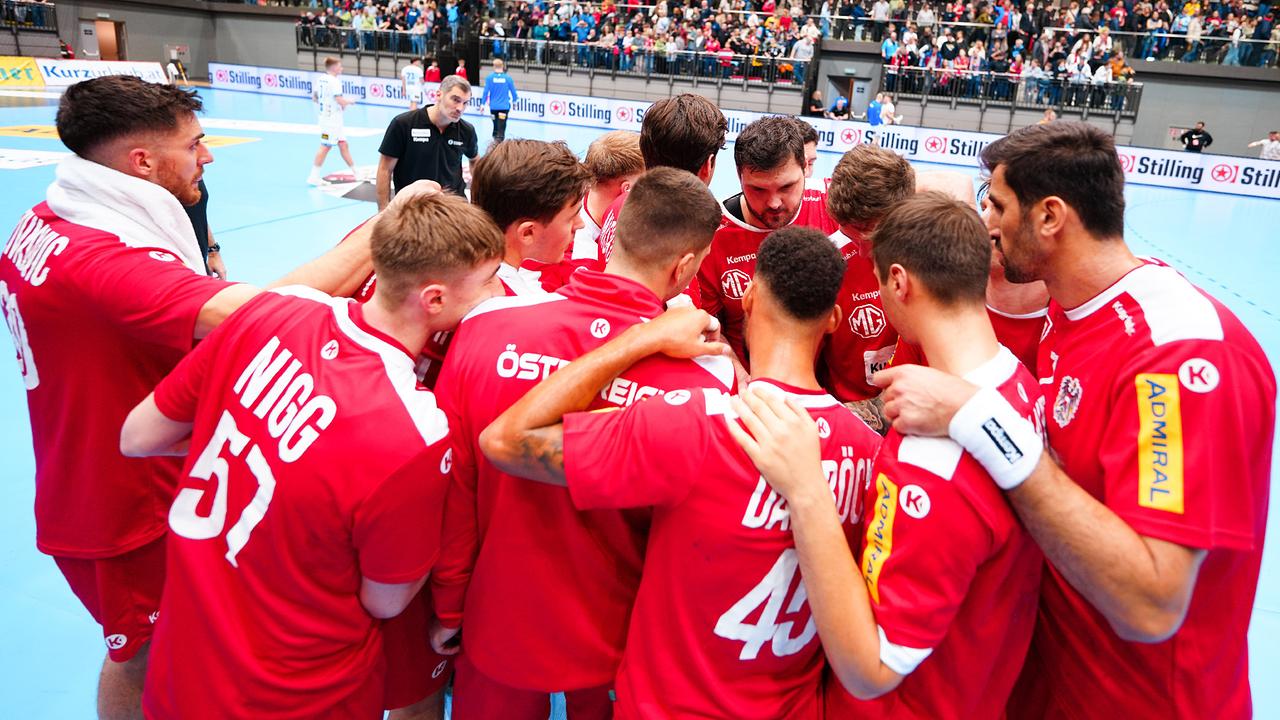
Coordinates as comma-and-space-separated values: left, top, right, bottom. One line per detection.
208, 243, 221, 253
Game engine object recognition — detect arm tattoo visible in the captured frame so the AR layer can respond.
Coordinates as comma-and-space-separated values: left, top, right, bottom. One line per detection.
514, 425, 568, 486
846, 396, 889, 436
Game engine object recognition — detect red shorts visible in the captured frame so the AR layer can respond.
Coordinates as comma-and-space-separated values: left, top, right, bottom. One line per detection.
382, 592, 454, 710
53, 537, 166, 663
452, 654, 614, 720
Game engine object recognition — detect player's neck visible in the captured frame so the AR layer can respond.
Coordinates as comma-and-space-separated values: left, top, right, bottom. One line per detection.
986, 272, 1048, 315
603, 256, 669, 303
585, 186, 615, 224
362, 294, 430, 358
426, 105, 448, 130
745, 319, 824, 391
914, 303, 1001, 377
1044, 233, 1141, 311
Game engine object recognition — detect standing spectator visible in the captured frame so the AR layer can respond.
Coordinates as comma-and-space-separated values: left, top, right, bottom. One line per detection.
482, 58, 519, 143
805, 89, 826, 116
376, 75, 479, 208
456, 57, 472, 83
873, 0, 892, 39
1248, 130, 1280, 159
425, 58, 443, 82
1180, 121, 1214, 152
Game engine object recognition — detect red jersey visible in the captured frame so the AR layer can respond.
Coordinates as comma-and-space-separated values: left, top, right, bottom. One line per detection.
1028, 261, 1273, 718
144, 288, 451, 720
0, 203, 229, 558
827, 347, 1045, 719
696, 191, 839, 361
819, 229, 899, 402
563, 380, 882, 719
431, 269, 736, 690
594, 190, 628, 262
890, 306, 1046, 373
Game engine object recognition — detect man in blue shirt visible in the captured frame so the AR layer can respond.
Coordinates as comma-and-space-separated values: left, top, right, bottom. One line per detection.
867, 92, 883, 126
482, 58, 519, 143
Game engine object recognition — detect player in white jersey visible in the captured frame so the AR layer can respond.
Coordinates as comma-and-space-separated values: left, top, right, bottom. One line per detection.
401, 57, 425, 111
309, 56, 358, 185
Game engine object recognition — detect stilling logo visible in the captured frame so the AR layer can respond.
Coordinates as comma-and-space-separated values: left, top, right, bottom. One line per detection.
1118, 153, 1136, 173
616, 106, 634, 123
214, 69, 230, 83
263, 73, 278, 88
549, 100, 567, 116
839, 127, 861, 146
924, 135, 946, 153
369, 83, 384, 97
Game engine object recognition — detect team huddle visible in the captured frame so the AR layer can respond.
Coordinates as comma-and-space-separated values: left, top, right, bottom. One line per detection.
1, 75, 1275, 720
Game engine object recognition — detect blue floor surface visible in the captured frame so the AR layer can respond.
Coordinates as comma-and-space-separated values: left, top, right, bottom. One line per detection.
0, 88, 1277, 718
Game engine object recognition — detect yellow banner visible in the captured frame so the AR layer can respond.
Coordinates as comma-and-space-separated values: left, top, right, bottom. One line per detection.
0, 56, 43, 88
0, 125, 258, 148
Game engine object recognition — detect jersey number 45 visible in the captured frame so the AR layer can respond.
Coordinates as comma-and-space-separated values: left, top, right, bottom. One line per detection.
714, 548, 818, 661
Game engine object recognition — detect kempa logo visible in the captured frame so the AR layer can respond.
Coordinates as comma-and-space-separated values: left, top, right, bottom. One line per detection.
105, 634, 127, 651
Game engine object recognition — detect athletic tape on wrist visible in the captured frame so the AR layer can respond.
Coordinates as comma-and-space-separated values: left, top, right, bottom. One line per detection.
948, 387, 1042, 490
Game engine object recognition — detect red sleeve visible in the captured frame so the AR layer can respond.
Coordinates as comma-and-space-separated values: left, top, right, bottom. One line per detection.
564, 391, 711, 510
72, 242, 232, 352
1098, 341, 1269, 551
861, 459, 993, 650
354, 443, 451, 584
426, 342, 479, 628
153, 329, 220, 422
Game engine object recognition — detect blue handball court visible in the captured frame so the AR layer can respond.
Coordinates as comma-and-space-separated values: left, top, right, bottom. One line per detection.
0, 86, 1278, 717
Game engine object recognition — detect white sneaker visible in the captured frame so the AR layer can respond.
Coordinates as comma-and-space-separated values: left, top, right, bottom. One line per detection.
307, 172, 326, 186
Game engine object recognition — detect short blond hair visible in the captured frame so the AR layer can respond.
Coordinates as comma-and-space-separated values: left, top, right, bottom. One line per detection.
583, 130, 644, 184
826, 145, 916, 228
371, 193, 504, 304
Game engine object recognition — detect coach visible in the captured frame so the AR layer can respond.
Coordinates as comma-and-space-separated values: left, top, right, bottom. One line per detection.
0, 75, 374, 719
376, 74, 479, 208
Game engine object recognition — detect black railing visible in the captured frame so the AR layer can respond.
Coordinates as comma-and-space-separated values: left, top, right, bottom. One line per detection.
2, 0, 57, 33
883, 64, 1142, 117
480, 37, 810, 88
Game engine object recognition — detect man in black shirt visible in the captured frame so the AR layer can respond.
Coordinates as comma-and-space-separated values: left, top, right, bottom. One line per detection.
376, 75, 479, 209
1180, 121, 1213, 153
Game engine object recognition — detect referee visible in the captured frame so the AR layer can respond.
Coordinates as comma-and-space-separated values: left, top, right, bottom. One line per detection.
376, 74, 478, 209
481, 58, 518, 143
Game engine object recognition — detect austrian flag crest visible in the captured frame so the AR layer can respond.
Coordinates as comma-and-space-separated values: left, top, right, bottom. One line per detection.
1054, 376, 1083, 428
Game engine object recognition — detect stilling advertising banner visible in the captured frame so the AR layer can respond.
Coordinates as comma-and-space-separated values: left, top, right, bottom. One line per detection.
0, 56, 43, 88
34, 58, 167, 86
209, 61, 1280, 201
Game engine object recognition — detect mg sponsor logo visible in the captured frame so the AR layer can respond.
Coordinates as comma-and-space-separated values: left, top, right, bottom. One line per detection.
924, 135, 946, 153
1118, 153, 1136, 172
549, 100, 567, 116
1211, 163, 1238, 184
720, 269, 751, 300
848, 303, 886, 339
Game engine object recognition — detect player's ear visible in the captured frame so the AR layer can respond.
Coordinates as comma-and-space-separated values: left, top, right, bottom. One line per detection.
127, 146, 155, 177
1039, 195, 1069, 241
418, 283, 447, 316
742, 280, 756, 316
826, 303, 842, 335
888, 263, 910, 302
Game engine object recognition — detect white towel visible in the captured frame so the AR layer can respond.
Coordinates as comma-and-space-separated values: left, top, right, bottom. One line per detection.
45, 154, 206, 274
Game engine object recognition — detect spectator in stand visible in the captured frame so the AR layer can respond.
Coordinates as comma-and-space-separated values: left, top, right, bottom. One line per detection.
1248, 130, 1280, 159
827, 94, 852, 119
425, 58, 442, 82
1180, 121, 1214, 152
805, 89, 826, 117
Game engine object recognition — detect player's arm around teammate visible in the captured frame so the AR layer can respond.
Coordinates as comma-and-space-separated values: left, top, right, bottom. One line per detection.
480, 307, 728, 484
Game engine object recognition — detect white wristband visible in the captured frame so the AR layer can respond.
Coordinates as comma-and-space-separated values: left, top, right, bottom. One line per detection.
948, 387, 1043, 490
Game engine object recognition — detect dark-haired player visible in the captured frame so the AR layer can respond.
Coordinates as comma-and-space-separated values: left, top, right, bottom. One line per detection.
481, 226, 882, 720
728, 192, 1046, 719
697, 116, 838, 362
0, 74, 373, 719
432, 168, 734, 720
593, 93, 728, 264
877, 121, 1274, 719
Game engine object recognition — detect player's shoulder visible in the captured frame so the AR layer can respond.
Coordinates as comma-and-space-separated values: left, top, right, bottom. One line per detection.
460, 290, 569, 325
1085, 262, 1225, 347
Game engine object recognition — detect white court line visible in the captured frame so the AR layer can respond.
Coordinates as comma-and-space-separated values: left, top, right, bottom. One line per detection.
199, 118, 383, 137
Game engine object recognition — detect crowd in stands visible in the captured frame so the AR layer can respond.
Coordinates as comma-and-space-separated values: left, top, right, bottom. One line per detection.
2, 0, 55, 29
290, 0, 1278, 70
